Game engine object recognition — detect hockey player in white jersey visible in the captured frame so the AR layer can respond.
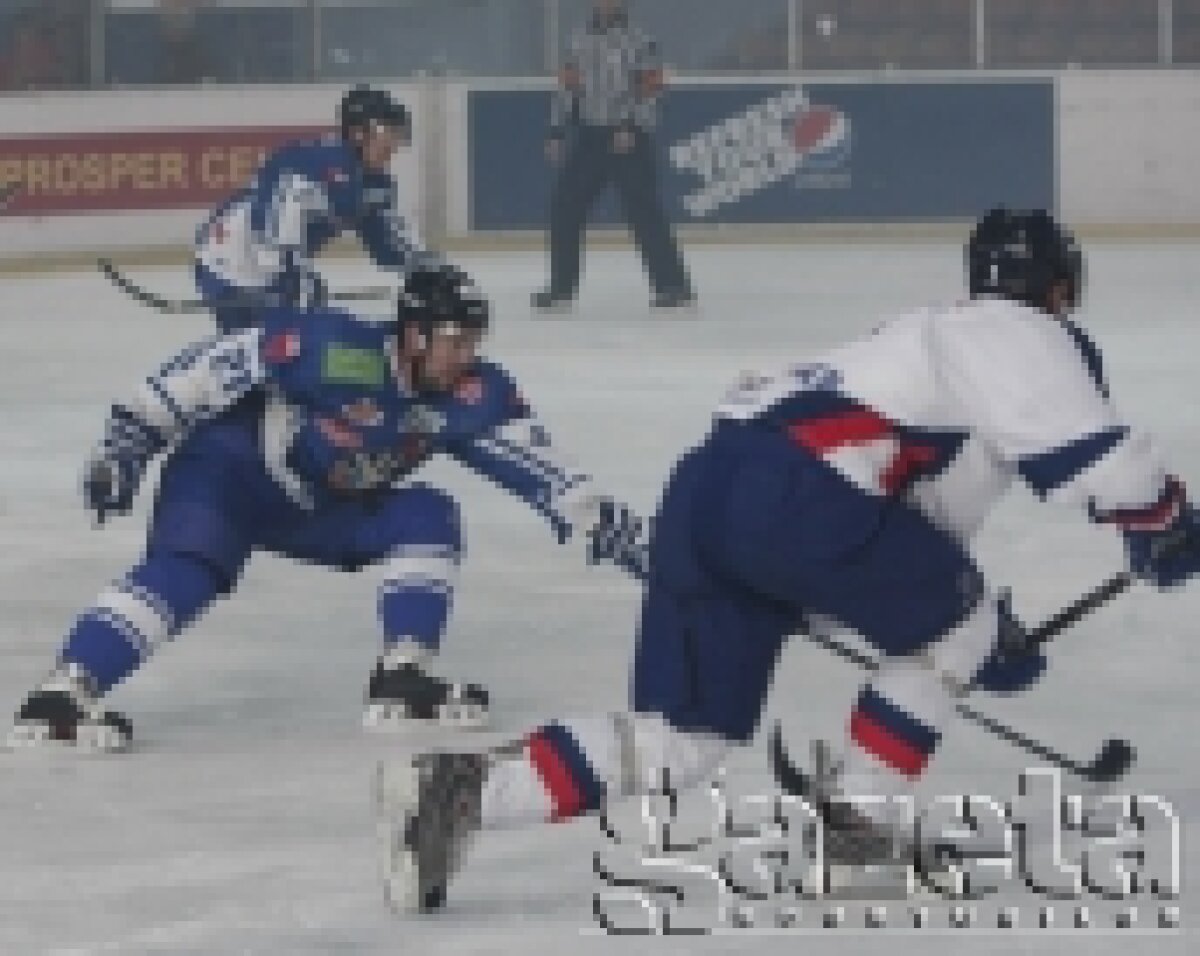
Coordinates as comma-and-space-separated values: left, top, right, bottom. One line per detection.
6, 267, 642, 752
195, 85, 438, 332
376, 208, 1200, 912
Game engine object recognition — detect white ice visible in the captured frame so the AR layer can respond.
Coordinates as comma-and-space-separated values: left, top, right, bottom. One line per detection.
0, 242, 1196, 953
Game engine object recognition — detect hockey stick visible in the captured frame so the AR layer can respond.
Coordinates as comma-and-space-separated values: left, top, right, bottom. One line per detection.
98, 258, 394, 315
1026, 569, 1134, 650
770, 723, 1130, 805
769, 648, 1133, 785
796, 566, 1138, 676
614, 534, 1137, 783
98, 258, 206, 314
767, 567, 1144, 786
1022, 524, 1199, 651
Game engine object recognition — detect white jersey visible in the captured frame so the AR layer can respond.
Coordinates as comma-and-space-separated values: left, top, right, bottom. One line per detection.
715, 296, 1178, 541
196, 199, 283, 291
194, 137, 431, 295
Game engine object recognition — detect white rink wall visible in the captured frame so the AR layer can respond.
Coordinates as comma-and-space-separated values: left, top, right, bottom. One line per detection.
1056, 71, 1200, 227
0, 71, 1197, 262
0, 83, 425, 260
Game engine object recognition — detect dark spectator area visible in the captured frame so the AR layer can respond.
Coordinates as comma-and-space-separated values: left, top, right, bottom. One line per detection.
986, 0, 1161, 68
1176, 0, 1200, 64
0, 0, 90, 91
1, 0, 1198, 92
320, 0, 545, 80
795, 0, 974, 71
103, 0, 308, 85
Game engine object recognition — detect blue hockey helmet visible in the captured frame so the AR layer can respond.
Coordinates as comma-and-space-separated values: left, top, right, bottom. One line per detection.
967, 207, 1083, 312
338, 85, 410, 139
396, 266, 489, 343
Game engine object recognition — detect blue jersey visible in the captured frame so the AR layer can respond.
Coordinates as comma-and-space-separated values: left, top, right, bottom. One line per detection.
195, 137, 431, 301
100, 306, 589, 533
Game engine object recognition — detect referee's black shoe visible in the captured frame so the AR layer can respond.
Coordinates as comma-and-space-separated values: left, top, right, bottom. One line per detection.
531, 288, 575, 312
651, 287, 696, 310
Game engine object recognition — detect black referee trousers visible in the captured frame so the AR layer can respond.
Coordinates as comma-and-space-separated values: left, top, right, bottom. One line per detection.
548, 125, 689, 296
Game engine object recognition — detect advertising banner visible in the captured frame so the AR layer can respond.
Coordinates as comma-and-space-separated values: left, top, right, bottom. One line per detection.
468, 81, 1054, 228
0, 126, 332, 216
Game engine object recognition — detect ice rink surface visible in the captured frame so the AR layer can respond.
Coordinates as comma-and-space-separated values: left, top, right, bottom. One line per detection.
0, 241, 1196, 953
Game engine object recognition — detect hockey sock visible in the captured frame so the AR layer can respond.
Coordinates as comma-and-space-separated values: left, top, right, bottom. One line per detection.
60, 552, 224, 695
838, 661, 947, 828
378, 543, 459, 653
837, 594, 1000, 829
480, 713, 729, 828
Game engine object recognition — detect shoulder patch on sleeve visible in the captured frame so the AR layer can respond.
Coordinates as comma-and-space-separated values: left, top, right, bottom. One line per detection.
263, 330, 301, 365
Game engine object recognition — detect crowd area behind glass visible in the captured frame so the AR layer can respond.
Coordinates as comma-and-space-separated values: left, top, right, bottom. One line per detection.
1, 0, 1199, 92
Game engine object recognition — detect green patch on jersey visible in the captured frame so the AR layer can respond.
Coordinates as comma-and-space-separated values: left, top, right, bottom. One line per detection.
322, 345, 387, 388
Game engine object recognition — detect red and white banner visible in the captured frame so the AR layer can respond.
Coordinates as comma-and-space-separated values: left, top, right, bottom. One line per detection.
0, 126, 332, 215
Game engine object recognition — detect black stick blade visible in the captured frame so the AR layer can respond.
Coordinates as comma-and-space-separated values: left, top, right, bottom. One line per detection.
1086, 738, 1136, 784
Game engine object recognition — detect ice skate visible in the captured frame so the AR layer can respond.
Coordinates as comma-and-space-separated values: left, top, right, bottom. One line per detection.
5, 663, 132, 753
775, 736, 981, 897
376, 749, 488, 913
364, 647, 490, 731
802, 740, 909, 868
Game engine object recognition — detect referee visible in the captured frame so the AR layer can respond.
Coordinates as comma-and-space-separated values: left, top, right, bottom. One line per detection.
532, 0, 694, 312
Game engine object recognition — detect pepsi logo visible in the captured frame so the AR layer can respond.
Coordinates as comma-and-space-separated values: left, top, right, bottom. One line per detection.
793, 107, 837, 153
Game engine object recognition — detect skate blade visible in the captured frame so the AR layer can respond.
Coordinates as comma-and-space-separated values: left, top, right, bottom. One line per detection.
375, 759, 428, 915
363, 702, 489, 733
822, 863, 918, 900
4, 722, 131, 754
818, 861, 958, 901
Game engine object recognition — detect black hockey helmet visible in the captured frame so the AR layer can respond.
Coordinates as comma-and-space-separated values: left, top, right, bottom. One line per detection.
338, 84, 410, 140
396, 266, 489, 344
966, 207, 1084, 313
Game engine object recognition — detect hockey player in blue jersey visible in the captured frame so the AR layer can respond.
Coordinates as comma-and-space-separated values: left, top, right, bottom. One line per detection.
376, 209, 1200, 913
195, 84, 438, 332
6, 266, 641, 752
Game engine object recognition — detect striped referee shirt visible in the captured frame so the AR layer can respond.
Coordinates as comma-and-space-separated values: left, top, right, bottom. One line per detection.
549, 11, 664, 136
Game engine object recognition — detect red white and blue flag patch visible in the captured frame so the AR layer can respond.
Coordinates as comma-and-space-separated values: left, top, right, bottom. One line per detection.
787, 402, 947, 496
263, 330, 301, 364
526, 722, 605, 822
848, 686, 940, 779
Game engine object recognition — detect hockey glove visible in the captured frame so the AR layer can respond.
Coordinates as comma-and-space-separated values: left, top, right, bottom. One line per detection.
555, 485, 649, 579
973, 644, 1047, 696
1123, 504, 1200, 589
588, 498, 648, 578
971, 593, 1047, 696
83, 406, 166, 523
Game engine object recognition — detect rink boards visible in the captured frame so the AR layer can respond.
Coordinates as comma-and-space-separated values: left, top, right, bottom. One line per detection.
0, 71, 1197, 265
